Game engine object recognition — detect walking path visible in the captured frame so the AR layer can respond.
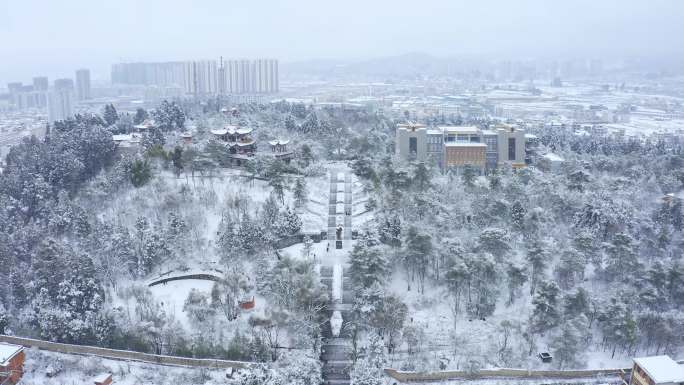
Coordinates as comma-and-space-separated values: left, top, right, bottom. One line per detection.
321, 170, 354, 385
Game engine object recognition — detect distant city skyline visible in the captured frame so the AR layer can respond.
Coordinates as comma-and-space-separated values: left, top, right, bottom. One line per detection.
2, 0, 684, 85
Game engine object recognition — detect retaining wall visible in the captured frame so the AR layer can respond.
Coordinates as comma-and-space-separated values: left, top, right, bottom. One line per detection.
0, 335, 249, 370
384, 366, 628, 382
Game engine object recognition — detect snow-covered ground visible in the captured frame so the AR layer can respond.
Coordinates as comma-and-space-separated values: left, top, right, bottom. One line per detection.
148, 279, 215, 328
90, 166, 334, 339
383, 266, 636, 372
20, 348, 236, 385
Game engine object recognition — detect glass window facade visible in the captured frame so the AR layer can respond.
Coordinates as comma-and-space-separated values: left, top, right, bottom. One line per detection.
508, 138, 516, 161
409, 137, 417, 157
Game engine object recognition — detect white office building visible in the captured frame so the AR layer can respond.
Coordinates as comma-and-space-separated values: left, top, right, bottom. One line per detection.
396, 123, 528, 172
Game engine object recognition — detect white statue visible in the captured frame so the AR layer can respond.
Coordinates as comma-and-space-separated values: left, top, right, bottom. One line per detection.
330, 311, 343, 337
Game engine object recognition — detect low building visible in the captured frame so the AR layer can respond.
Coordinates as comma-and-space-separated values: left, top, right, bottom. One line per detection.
630, 355, 684, 385
211, 125, 294, 166
268, 139, 294, 162
396, 123, 528, 172
133, 119, 156, 131
211, 125, 257, 161
112, 133, 142, 150
0, 343, 25, 385
540, 152, 565, 172
180, 132, 192, 145
93, 373, 113, 385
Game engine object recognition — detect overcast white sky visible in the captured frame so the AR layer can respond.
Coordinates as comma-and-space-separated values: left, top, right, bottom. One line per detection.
1, 0, 683, 84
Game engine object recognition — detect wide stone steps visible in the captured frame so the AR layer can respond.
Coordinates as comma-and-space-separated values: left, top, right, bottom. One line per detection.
322, 173, 354, 385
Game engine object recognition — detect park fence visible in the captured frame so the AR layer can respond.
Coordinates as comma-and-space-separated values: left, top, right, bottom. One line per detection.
0, 335, 250, 370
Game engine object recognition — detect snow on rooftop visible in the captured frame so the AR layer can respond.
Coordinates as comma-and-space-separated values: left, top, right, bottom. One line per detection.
444, 142, 487, 147
210, 128, 228, 136
439, 125, 480, 133
112, 134, 131, 141
634, 355, 684, 383
93, 373, 112, 383
0, 343, 23, 364
543, 152, 565, 162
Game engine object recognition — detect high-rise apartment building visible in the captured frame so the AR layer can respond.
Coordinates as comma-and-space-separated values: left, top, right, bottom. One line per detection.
183, 60, 218, 95
32, 77, 48, 91
6, 79, 49, 109
33, 77, 49, 108
221, 58, 278, 94
112, 62, 186, 86
112, 58, 279, 95
47, 78, 74, 123
75, 69, 91, 100
253, 58, 279, 93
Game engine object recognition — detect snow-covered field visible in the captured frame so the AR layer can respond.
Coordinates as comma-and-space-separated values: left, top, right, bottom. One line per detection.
384, 274, 635, 372
20, 348, 235, 385
148, 279, 216, 328
90, 166, 333, 339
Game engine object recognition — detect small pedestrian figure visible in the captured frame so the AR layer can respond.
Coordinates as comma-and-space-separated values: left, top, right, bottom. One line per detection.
326, 243, 329, 252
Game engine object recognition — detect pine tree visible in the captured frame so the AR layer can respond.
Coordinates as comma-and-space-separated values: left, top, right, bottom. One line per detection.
554, 248, 585, 290
526, 237, 550, 295
404, 226, 432, 293
293, 178, 308, 208
604, 232, 638, 282
130, 159, 152, 187
284, 114, 297, 131
300, 144, 314, 167
461, 164, 478, 188
511, 201, 526, 229
277, 208, 302, 235
171, 146, 183, 177
348, 237, 390, 290
506, 262, 527, 305
134, 108, 149, 124
411, 162, 431, 190
552, 316, 589, 369
530, 280, 561, 333
478, 227, 511, 261
103, 104, 119, 126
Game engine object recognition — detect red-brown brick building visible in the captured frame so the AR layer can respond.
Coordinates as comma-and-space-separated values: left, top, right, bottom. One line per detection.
0, 343, 25, 385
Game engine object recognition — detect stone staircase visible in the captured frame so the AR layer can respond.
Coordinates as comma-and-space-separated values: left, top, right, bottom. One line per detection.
320, 265, 354, 384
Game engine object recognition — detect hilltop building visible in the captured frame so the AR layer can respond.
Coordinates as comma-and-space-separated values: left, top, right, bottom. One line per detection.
211, 125, 293, 166
396, 123, 527, 172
